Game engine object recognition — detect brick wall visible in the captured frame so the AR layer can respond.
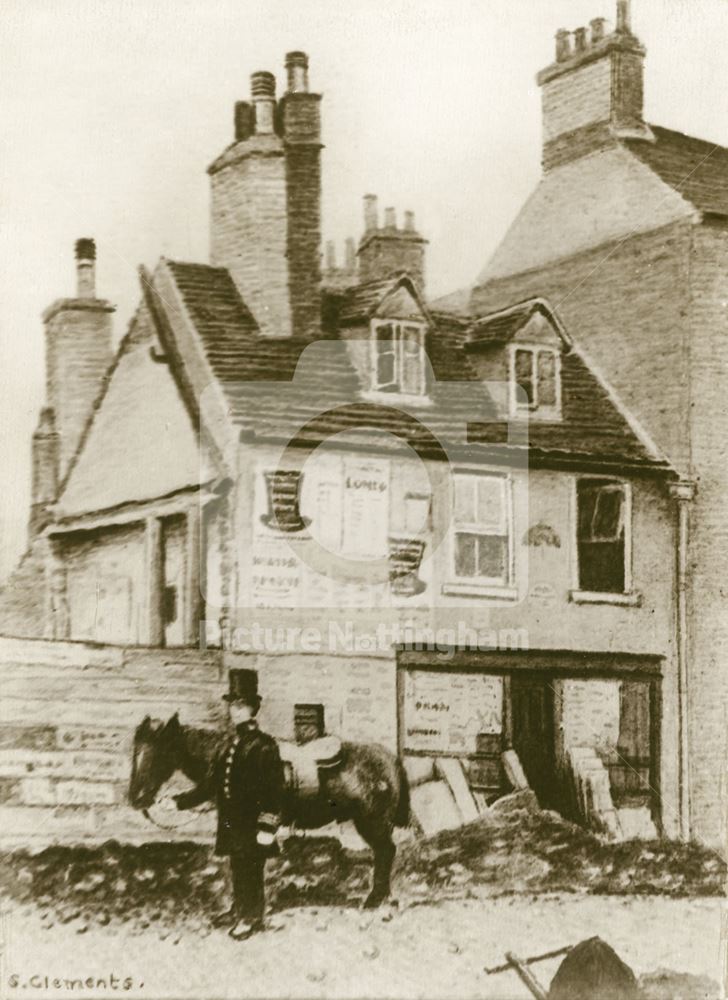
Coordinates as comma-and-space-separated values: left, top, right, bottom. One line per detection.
541, 58, 612, 144
209, 144, 292, 339
684, 220, 728, 845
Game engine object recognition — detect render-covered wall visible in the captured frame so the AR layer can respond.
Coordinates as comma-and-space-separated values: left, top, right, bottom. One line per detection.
207, 439, 680, 831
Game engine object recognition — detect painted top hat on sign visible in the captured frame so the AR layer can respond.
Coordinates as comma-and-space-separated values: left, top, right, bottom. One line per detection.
260, 469, 311, 533
223, 668, 260, 705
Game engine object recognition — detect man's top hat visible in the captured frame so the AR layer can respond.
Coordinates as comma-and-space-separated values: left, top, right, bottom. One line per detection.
223, 668, 260, 704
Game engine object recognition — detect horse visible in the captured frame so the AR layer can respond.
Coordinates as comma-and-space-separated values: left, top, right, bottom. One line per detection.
128, 713, 411, 908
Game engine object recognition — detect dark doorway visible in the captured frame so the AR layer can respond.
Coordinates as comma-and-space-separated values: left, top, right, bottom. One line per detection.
510, 674, 559, 809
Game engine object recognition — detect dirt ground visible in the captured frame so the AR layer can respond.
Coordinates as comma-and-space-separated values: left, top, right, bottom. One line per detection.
0, 806, 724, 998
1, 894, 722, 999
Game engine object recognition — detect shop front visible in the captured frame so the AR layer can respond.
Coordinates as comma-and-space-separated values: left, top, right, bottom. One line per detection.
396, 650, 662, 826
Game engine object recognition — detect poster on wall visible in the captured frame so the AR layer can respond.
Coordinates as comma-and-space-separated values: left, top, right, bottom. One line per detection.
342, 457, 390, 558
251, 539, 301, 608
403, 670, 503, 755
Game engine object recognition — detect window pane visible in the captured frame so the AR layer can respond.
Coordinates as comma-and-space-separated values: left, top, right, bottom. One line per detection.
514, 349, 534, 406
592, 489, 623, 541
578, 540, 625, 592
376, 323, 394, 343
454, 477, 476, 524
476, 477, 505, 532
537, 351, 557, 407
454, 532, 477, 577
577, 482, 600, 540
377, 351, 395, 386
476, 535, 506, 579
401, 329, 423, 394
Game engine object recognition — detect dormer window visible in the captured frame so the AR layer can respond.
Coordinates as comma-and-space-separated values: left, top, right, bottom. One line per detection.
510, 345, 560, 418
371, 320, 426, 396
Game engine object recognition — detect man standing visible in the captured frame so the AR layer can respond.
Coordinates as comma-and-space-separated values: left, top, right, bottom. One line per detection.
175, 668, 285, 940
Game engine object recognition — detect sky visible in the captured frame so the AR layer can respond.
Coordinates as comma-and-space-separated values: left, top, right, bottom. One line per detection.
1, 0, 727, 580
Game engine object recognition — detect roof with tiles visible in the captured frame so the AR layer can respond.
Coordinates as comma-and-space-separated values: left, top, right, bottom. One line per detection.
625, 126, 728, 217
154, 260, 672, 472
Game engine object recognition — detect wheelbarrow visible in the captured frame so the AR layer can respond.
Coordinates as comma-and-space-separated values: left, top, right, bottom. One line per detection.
485, 945, 573, 999
485, 937, 641, 999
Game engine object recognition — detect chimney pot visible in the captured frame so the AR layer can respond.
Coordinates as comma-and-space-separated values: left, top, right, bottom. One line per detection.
234, 100, 254, 141
555, 28, 572, 62
590, 17, 606, 43
363, 194, 378, 232
325, 240, 336, 271
345, 237, 356, 271
384, 207, 396, 229
285, 51, 309, 93
616, 0, 631, 32
75, 238, 96, 298
251, 71, 277, 133
574, 27, 588, 53
404, 210, 415, 232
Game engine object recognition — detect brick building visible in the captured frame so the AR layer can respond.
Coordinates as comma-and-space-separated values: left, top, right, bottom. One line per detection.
469, 0, 728, 846
1, 14, 715, 844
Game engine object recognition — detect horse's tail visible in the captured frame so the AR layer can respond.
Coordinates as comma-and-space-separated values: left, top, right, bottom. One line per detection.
393, 756, 411, 828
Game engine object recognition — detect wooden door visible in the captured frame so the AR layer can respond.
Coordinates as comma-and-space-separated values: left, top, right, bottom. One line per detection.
510, 674, 559, 809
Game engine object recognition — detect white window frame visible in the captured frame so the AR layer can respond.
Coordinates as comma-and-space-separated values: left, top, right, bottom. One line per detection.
569, 475, 640, 605
508, 343, 562, 420
444, 470, 516, 598
369, 319, 427, 397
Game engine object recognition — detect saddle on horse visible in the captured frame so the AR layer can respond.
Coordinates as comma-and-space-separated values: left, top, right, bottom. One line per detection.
278, 736, 343, 799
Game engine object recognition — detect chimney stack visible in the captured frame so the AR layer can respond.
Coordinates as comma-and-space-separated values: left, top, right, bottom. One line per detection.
234, 101, 254, 142
75, 238, 96, 298
251, 71, 276, 134
537, 1, 651, 172
555, 29, 572, 62
41, 240, 114, 484
357, 197, 427, 290
573, 27, 588, 53
364, 194, 378, 232
285, 51, 309, 93
590, 17, 606, 43
209, 51, 323, 339
616, 0, 631, 32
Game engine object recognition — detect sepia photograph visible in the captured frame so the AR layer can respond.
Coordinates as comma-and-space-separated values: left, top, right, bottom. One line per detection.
0, 1, 726, 997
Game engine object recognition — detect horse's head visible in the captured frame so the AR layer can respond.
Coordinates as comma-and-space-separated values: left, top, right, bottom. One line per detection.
128, 713, 181, 810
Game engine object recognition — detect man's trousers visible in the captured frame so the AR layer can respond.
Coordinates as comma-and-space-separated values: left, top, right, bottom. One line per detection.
229, 845, 265, 926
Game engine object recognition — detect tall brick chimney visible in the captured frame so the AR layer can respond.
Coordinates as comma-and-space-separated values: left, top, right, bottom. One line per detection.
356, 196, 427, 290
29, 407, 59, 537
39, 239, 114, 496
208, 53, 322, 339
537, 0, 653, 171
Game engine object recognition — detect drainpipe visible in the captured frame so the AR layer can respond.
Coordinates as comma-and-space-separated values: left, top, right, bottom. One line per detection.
668, 479, 696, 841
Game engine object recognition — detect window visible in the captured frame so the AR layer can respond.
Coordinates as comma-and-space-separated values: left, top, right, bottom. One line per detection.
511, 346, 560, 415
294, 704, 325, 744
576, 479, 627, 593
371, 321, 426, 395
452, 473, 511, 585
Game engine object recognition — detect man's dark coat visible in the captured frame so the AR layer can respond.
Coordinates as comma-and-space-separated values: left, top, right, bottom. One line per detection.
176, 722, 285, 855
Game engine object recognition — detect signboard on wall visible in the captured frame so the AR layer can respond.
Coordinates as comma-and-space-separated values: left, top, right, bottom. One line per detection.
403, 670, 503, 755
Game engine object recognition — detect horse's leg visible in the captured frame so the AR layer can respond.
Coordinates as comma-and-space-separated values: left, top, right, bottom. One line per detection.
354, 818, 396, 909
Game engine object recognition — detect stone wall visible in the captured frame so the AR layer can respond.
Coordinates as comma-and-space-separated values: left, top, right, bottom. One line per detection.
0, 636, 225, 849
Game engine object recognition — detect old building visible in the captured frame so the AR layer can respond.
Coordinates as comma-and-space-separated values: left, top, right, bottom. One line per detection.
1, 18, 707, 844
470, 0, 727, 846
